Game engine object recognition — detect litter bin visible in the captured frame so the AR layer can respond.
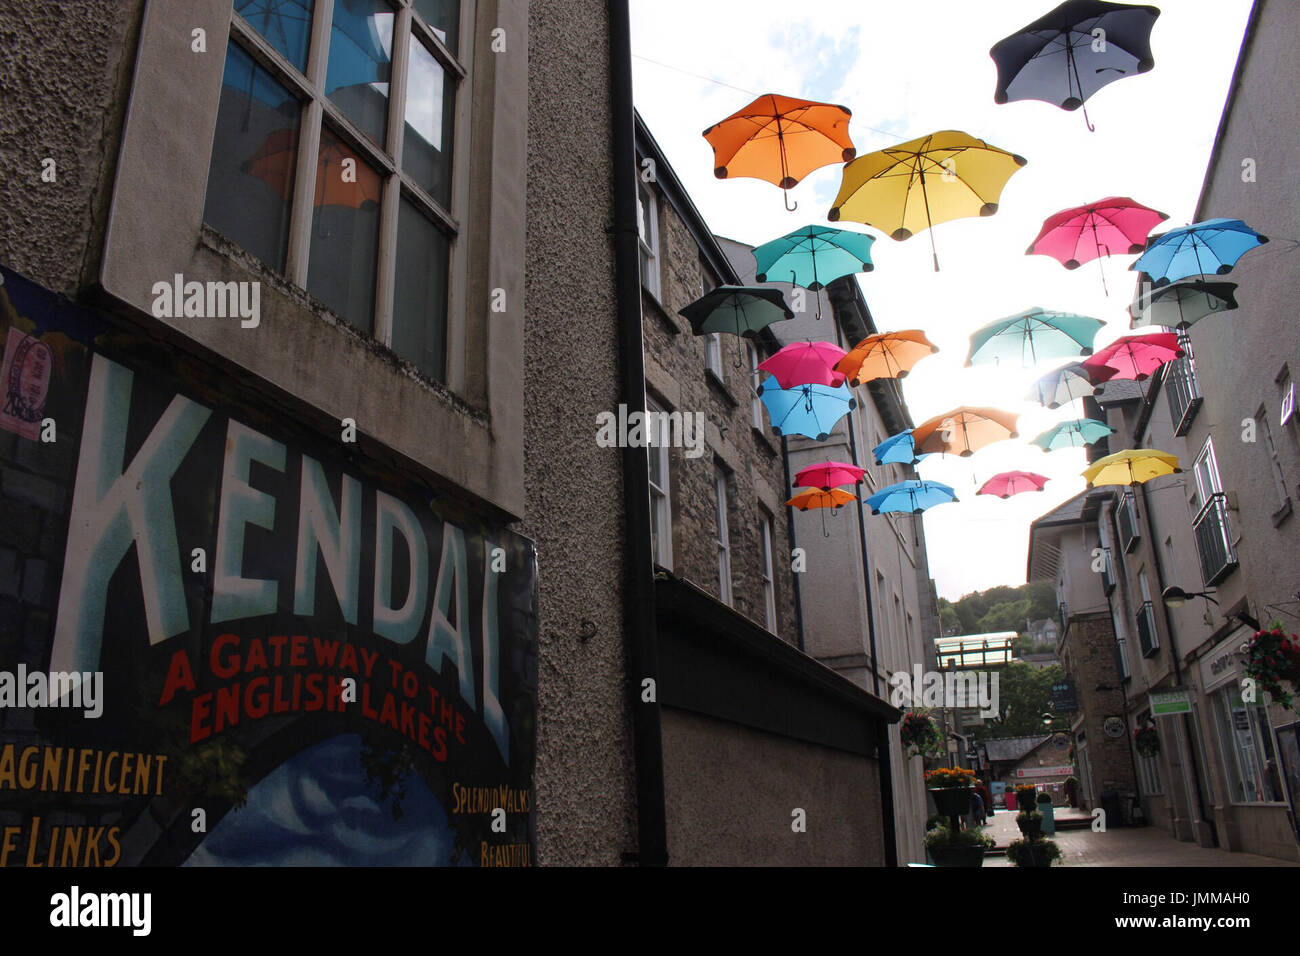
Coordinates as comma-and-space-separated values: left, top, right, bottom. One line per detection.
1100, 789, 1124, 828
1005, 791, 1017, 812
1038, 797, 1055, 835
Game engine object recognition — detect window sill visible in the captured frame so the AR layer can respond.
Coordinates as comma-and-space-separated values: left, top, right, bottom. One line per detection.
642, 287, 680, 336
752, 424, 777, 454
706, 368, 739, 408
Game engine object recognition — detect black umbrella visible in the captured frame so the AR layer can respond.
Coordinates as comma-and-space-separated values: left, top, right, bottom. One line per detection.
1129, 279, 1239, 330
990, 0, 1161, 131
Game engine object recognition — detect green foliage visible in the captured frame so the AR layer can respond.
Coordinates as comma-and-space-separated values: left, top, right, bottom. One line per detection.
941, 581, 1057, 637
1006, 837, 1062, 866
969, 661, 1064, 741
925, 824, 994, 850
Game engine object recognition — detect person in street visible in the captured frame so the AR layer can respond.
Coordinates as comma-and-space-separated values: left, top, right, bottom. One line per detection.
971, 786, 985, 826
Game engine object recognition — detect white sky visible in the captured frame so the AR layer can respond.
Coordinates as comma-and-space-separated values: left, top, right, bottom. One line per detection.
630, 0, 1253, 601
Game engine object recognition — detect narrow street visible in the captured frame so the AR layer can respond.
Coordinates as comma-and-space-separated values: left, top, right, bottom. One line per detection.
978, 808, 1300, 867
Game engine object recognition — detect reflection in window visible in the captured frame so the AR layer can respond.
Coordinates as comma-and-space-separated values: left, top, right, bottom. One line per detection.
307, 128, 382, 332
413, 0, 459, 53
204, 42, 300, 271
326, 0, 394, 143
236, 0, 315, 73
392, 200, 450, 381
403, 37, 454, 205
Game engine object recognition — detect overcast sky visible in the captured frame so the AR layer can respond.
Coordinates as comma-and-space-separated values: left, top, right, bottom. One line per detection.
630, 0, 1253, 601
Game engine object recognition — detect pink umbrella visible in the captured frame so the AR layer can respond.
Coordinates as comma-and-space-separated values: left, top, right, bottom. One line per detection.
1027, 197, 1167, 295
1083, 332, 1183, 382
794, 460, 866, 491
977, 471, 1048, 498
758, 341, 848, 390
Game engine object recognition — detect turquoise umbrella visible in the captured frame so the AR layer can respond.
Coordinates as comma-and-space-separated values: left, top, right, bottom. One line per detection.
966, 308, 1104, 367
753, 225, 876, 318
1030, 418, 1115, 451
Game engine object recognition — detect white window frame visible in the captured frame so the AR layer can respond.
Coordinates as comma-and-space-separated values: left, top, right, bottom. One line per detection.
706, 333, 724, 377
1256, 406, 1290, 511
748, 341, 763, 428
1213, 685, 1287, 805
647, 398, 673, 570
637, 178, 660, 299
1137, 569, 1158, 652
760, 510, 776, 631
1192, 436, 1224, 505
715, 466, 732, 606
1110, 600, 1130, 680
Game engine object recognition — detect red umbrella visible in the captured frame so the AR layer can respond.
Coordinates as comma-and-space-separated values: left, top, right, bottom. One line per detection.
1027, 197, 1167, 294
794, 460, 866, 491
758, 341, 848, 390
977, 471, 1048, 498
1083, 332, 1183, 382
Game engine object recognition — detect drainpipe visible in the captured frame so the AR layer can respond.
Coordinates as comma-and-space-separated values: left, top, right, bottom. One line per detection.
780, 436, 807, 652
609, 0, 668, 866
1139, 484, 1214, 844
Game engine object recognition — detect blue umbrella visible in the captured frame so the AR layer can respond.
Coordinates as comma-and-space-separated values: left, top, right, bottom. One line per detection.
1030, 418, 1115, 451
753, 225, 876, 318
872, 429, 931, 466
1133, 219, 1268, 286
758, 376, 856, 441
865, 480, 958, 515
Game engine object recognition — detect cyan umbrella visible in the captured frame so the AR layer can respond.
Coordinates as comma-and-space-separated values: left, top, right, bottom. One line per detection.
1129, 279, 1239, 329
1133, 219, 1268, 286
1030, 418, 1115, 451
966, 308, 1104, 367
1026, 362, 1114, 409
873, 429, 921, 466
758, 376, 856, 441
753, 225, 876, 318
865, 480, 958, 515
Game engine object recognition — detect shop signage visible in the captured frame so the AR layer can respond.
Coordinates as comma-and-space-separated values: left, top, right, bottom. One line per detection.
1015, 765, 1074, 778
1050, 678, 1078, 712
1103, 716, 1126, 739
1150, 689, 1192, 716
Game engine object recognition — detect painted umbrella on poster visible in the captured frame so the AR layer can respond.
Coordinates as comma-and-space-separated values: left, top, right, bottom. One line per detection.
758, 376, 857, 441
865, 480, 959, 515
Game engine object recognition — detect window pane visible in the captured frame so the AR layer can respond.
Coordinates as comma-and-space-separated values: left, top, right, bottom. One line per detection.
403, 37, 454, 206
326, 0, 394, 144
204, 42, 300, 272
413, 0, 459, 55
391, 199, 450, 381
306, 127, 382, 332
236, 0, 314, 73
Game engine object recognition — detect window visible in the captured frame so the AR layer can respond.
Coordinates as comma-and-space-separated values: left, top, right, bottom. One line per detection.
205, 0, 463, 380
715, 467, 732, 606
647, 398, 672, 569
1213, 686, 1285, 804
748, 342, 763, 429
1136, 570, 1159, 657
760, 510, 776, 631
637, 179, 660, 299
706, 333, 723, 377
1110, 600, 1130, 680
1117, 489, 1140, 553
1191, 436, 1238, 585
1163, 330, 1202, 436
1257, 407, 1291, 514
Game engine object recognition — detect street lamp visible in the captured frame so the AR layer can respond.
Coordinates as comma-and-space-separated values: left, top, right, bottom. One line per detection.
1161, 585, 1218, 607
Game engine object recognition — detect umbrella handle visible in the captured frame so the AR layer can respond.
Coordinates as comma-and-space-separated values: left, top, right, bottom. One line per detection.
784, 189, 798, 213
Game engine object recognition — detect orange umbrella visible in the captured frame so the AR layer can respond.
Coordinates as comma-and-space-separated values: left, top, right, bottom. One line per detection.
786, 487, 856, 510
245, 127, 383, 209
912, 407, 1019, 457
835, 330, 939, 386
703, 93, 856, 211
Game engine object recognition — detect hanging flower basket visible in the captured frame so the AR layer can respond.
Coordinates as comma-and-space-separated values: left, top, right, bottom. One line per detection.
1243, 624, 1300, 711
1134, 724, 1160, 758
900, 709, 945, 758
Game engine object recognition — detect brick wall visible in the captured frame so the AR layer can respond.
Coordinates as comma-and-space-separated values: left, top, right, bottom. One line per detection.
1063, 612, 1138, 804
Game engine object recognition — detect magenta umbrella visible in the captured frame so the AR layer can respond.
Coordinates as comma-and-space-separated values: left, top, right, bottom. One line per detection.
1083, 332, 1183, 382
794, 460, 866, 491
758, 341, 848, 390
1027, 197, 1167, 295
977, 471, 1048, 498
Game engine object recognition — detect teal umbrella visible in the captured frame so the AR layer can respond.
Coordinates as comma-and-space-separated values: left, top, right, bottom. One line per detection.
752, 225, 876, 318
966, 308, 1104, 367
1030, 418, 1115, 451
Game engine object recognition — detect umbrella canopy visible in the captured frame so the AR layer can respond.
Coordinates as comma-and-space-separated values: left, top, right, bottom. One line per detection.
1133, 218, 1269, 286
1129, 279, 1239, 330
787, 487, 857, 511
678, 286, 793, 338
1084, 332, 1182, 381
990, 0, 1161, 129
1027, 197, 1167, 267
836, 330, 939, 386
965, 308, 1104, 367
1030, 418, 1115, 451
865, 480, 959, 515
702, 93, 856, 211
828, 130, 1027, 271
753, 225, 876, 289
1026, 361, 1115, 408
873, 429, 926, 466
1083, 448, 1181, 487
912, 407, 1020, 457
758, 376, 857, 441
794, 460, 866, 491
758, 341, 848, 390
977, 471, 1049, 498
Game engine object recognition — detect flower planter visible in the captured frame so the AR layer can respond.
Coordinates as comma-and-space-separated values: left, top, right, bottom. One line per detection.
928, 845, 986, 868
929, 787, 973, 818
1017, 843, 1056, 867
1016, 818, 1043, 840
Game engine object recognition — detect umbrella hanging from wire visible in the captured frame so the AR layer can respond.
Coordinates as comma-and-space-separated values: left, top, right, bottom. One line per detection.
1083, 332, 1182, 381
794, 460, 866, 491
1129, 279, 1238, 330
702, 93, 856, 211
787, 487, 857, 536
865, 480, 959, 515
758, 376, 857, 441
752, 225, 876, 318
977, 471, 1049, 498
990, 0, 1161, 131
965, 308, 1104, 367
836, 330, 940, 386
828, 130, 1027, 271
912, 407, 1020, 457
873, 429, 928, 466
679, 285, 794, 367
1133, 218, 1269, 286
1083, 448, 1181, 487
1030, 418, 1116, 451
1026, 197, 1167, 294
757, 341, 848, 390
1026, 361, 1115, 408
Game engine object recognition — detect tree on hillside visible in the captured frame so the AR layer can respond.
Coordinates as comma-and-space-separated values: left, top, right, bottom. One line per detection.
969, 661, 1064, 741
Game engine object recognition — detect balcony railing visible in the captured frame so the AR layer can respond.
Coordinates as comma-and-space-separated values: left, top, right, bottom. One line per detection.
1117, 490, 1140, 553
1164, 353, 1202, 438
1193, 492, 1238, 586
1100, 547, 1115, 595
1136, 601, 1159, 657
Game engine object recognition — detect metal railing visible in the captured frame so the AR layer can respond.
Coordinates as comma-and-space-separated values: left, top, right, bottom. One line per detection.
1193, 492, 1238, 586
1164, 354, 1203, 437
1117, 490, 1141, 553
1136, 601, 1159, 657
1100, 547, 1115, 594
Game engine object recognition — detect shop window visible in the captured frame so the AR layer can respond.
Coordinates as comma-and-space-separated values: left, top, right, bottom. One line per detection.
1213, 686, 1285, 804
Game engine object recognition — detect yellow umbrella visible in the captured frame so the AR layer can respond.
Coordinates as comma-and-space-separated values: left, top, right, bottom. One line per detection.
828, 130, 1027, 271
1082, 449, 1181, 487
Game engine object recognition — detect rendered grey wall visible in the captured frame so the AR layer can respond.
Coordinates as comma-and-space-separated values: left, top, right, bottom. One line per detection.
523, 0, 638, 865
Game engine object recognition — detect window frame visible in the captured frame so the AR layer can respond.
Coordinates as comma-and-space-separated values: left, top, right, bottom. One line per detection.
715, 465, 732, 606
637, 178, 660, 300
647, 397, 673, 570
760, 509, 776, 631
